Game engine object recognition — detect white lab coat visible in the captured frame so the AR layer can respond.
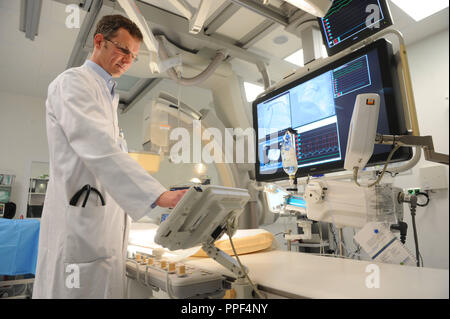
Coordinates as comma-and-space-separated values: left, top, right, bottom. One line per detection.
32, 64, 167, 299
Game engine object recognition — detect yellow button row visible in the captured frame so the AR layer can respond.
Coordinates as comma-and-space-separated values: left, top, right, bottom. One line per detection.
135, 254, 186, 276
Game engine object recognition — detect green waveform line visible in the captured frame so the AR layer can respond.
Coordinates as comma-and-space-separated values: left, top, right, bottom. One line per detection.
333, 61, 364, 77
324, 0, 353, 19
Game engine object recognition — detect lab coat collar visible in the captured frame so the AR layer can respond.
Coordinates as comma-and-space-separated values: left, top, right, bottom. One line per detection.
84, 60, 117, 97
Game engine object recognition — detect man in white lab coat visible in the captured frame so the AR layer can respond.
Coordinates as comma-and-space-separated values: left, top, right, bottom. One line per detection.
32, 15, 187, 299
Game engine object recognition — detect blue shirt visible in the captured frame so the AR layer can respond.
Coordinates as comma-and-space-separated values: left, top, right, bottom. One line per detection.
84, 60, 117, 97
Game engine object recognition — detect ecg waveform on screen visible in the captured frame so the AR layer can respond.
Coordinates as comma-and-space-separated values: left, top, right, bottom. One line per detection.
324, 0, 353, 19
322, 0, 385, 48
332, 55, 371, 98
296, 124, 340, 165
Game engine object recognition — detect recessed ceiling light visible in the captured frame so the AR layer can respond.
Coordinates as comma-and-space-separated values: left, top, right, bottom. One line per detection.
273, 35, 289, 45
391, 0, 449, 21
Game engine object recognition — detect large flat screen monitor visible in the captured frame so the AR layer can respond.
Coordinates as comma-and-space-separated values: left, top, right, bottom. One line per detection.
318, 0, 393, 57
253, 39, 412, 182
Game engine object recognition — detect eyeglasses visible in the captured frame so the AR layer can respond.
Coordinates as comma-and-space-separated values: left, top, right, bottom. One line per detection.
104, 38, 139, 63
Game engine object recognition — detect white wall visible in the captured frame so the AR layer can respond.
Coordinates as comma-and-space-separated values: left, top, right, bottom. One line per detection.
392, 29, 449, 269
0, 91, 48, 218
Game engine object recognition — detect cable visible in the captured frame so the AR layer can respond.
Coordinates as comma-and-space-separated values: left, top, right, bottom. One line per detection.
410, 205, 422, 267
385, 171, 399, 177
328, 223, 338, 255
157, 36, 228, 87
226, 221, 266, 299
353, 145, 401, 188
419, 252, 424, 267
398, 193, 424, 267
274, 232, 285, 237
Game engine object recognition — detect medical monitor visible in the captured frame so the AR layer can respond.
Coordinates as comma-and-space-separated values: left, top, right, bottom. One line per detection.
253, 39, 412, 182
318, 0, 393, 56
155, 185, 250, 251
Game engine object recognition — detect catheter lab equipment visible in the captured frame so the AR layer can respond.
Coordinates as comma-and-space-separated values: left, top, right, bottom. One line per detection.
125, 185, 448, 299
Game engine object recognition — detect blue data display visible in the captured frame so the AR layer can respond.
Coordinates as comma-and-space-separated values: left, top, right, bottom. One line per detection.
255, 40, 403, 181
319, 0, 393, 56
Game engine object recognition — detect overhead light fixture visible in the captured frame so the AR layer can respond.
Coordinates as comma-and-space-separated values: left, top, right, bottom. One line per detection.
117, 0, 161, 73
189, 0, 213, 34
284, 0, 333, 18
167, 0, 212, 34
391, 0, 449, 21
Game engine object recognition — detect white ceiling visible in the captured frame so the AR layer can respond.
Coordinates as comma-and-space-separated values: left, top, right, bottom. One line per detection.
0, 0, 448, 100
141, 0, 227, 19
388, 0, 450, 45
215, 7, 267, 39
0, 0, 86, 98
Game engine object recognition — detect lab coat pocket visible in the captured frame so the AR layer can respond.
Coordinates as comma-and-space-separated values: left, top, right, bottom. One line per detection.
63, 205, 112, 264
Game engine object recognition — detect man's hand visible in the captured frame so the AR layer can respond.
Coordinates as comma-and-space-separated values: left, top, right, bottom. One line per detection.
156, 189, 188, 208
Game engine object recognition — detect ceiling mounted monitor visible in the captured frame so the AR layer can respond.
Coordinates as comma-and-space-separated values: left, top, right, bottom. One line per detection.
318, 0, 393, 57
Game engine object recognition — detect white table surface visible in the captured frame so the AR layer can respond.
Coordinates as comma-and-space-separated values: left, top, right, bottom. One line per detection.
184, 250, 449, 299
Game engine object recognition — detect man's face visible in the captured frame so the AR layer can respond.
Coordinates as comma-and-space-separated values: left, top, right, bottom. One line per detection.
95, 28, 141, 78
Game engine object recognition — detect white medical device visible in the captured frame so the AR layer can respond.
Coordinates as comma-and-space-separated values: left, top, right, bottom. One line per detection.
345, 94, 449, 170
155, 185, 250, 278
344, 93, 380, 172
167, 0, 212, 34
304, 180, 403, 228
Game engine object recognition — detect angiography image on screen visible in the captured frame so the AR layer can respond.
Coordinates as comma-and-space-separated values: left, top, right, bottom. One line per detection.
290, 71, 336, 128
257, 93, 291, 137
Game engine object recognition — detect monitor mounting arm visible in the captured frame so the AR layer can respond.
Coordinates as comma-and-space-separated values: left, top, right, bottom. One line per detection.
375, 134, 449, 166
201, 215, 248, 280
201, 244, 248, 279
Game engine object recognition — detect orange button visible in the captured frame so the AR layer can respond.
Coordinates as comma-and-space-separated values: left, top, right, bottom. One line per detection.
366, 98, 375, 105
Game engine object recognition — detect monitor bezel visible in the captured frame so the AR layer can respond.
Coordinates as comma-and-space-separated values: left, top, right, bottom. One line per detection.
252, 38, 412, 182
318, 0, 393, 57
